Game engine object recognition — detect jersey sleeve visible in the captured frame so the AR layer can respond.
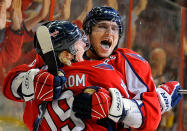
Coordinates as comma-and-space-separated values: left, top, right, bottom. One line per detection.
2, 54, 44, 102
115, 48, 161, 130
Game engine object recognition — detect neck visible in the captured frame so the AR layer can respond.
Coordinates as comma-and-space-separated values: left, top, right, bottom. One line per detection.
86, 49, 104, 60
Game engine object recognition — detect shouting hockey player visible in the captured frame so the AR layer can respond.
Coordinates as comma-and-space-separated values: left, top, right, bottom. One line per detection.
3, 6, 182, 131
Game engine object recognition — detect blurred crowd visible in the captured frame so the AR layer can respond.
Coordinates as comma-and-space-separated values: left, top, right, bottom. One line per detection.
0, 0, 187, 130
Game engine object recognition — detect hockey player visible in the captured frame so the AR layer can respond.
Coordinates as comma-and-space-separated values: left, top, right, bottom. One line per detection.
3, 7, 182, 131
71, 6, 182, 130
3, 20, 129, 131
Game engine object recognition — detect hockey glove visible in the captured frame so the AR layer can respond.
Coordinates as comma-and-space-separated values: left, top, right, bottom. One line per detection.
108, 88, 127, 123
34, 69, 66, 101
108, 88, 142, 128
72, 86, 111, 121
156, 81, 182, 113
20, 69, 66, 101
53, 69, 67, 99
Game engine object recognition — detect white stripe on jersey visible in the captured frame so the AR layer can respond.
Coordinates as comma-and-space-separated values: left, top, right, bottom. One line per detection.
125, 60, 148, 99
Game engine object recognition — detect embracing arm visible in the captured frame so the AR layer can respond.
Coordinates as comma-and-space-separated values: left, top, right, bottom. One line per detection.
3, 54, 66, 102
3, 55, 42, 101
109, 49, 182, 129
109, 49, 161, 129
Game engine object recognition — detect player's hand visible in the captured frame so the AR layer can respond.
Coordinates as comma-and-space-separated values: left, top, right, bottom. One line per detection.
53, 69, 66, 99
72, 86, 111, 121
108, 88, 127, 123
34, 69, 66, 101
156, 81, 182, 113
20, 69, 66, 101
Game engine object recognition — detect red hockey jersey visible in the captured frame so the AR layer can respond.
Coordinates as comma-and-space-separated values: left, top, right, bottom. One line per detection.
24, 60, 129, 131
3, 48, 161, 130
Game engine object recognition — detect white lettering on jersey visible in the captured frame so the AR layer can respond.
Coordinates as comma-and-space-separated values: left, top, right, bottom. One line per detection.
69, 75, 75, 87
65, 74, 86, 88
76, 74, 85, 86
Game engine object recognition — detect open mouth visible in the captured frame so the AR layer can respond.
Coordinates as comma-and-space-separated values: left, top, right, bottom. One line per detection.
100, 40, 112, 50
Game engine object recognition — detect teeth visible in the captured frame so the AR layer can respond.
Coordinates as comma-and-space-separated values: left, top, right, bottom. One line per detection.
101, 44, 110, 49
101, 40, 110, 49
103, 38, 112, 43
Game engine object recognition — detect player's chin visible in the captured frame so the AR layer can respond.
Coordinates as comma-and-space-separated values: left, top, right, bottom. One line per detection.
98, 52, 112, 58
98, 47, 114, 58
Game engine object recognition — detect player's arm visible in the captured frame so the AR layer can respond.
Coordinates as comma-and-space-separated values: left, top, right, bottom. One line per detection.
3, 55, 66, 102
104, 49, 159, 129
3, 61, 37, 102
107, 81, 182, 128
72, 83, 182, 129
111, 49, 182, 129
3, 54, 42, 101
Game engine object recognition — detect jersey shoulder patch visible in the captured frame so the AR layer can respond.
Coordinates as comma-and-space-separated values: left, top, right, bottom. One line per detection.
125, 53, 146, 62
93, 63, 114, 70
116, 48, 147, 63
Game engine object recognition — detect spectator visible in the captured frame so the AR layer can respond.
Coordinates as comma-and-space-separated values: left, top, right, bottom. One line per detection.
0, 0, 24, 87
149, 48, 167, 85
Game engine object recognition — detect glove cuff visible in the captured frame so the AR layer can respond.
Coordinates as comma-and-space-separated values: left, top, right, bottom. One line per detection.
108, 88, 142, 128
108, 88, 124, 123
122, 99, 142, 128
22, 69, 40, 101
156, 87, 172, 113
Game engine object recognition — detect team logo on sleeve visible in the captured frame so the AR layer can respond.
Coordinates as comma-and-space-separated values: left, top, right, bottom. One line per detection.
93, 63, 114, 70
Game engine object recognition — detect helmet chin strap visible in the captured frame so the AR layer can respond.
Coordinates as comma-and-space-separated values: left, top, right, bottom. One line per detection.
71, 55, 77, 63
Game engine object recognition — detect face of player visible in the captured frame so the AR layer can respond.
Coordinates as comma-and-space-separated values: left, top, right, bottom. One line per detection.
88, 20, 119, 59
58, 39, 87, 66
74, 39, 87, 62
